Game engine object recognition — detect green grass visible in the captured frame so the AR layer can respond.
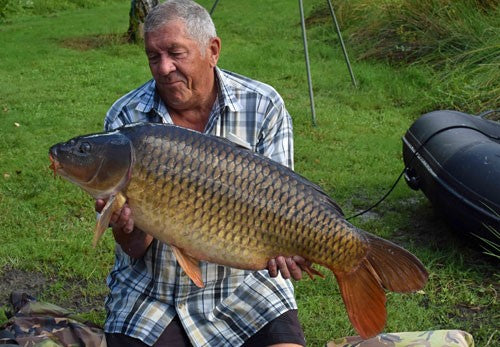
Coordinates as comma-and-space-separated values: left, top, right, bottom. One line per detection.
0, 1, 498, 346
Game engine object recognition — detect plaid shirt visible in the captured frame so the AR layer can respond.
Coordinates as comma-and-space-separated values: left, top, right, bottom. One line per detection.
103, 68, 297, 346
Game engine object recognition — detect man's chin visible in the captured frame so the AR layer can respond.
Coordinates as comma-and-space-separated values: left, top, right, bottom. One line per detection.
165, 94, 192, 108
158, 86, 187, 97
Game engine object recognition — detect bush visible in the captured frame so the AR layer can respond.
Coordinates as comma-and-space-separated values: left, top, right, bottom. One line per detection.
308, 0, 500, 113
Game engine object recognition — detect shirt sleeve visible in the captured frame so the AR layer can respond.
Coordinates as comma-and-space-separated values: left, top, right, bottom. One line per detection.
256, 99, 294, 170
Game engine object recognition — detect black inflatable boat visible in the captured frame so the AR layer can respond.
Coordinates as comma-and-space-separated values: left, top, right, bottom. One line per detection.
402, 110, 500, 252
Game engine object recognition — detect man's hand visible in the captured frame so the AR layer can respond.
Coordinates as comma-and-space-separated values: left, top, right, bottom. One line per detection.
95, 199, 153, 258
267, 256, 312, 281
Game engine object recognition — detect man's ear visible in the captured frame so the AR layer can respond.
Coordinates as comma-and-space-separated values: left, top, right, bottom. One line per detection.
207, 37, 221, 67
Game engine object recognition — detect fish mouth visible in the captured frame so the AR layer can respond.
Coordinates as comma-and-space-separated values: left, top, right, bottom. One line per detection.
48, 153, 61, 178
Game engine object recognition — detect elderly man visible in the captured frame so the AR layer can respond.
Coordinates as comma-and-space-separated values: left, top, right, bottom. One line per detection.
96, 1, 308, 346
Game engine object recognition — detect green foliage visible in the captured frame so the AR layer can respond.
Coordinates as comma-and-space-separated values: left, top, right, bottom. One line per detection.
308, 0, 499, 113
480, 225, 500, 260
475, 207, 500, 260
0, 1, 498, 346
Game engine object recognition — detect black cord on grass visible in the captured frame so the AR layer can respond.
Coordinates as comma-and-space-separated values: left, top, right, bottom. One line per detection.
346, 114, 500, 221
346, 168, 406, 220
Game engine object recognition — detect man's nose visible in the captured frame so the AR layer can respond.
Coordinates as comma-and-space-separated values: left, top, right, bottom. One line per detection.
157, 56, 176, 75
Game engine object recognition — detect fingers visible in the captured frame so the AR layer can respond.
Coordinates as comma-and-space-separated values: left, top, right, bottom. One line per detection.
292, 255, 312, 272
95, 199, 134, 234
268, 256, 305, 281
95, 199, 149, 258
275, 256, 291, 279
96, 199, 134, 234
111, 205, 134, 234
285, 256, 302, 280
293, 255, 324, 279
268, 258, 278, 278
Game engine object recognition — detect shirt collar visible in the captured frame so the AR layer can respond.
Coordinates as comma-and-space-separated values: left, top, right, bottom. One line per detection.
215, 67, 242, 113
133, 80, 170, 122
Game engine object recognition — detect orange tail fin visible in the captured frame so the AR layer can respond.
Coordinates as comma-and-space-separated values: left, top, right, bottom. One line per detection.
333, 233, 428, 339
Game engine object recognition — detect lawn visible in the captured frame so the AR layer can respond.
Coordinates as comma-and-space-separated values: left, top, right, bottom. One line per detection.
0, 0, 498, 346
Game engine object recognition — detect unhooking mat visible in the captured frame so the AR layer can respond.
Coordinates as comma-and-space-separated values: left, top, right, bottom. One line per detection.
326, 330, 474, 347
0, 292, 106, 347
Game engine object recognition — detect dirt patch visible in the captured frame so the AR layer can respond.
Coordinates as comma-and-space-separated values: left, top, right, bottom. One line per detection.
350, 210, 380, 222
59, 33, 129, 51
0, 267, 52, 309
393, 201, 453, 246
0, 267, 106, 315
53, 279, 107, 314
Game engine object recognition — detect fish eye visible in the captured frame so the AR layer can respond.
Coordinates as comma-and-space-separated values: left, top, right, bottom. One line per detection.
79, 142, 91, 153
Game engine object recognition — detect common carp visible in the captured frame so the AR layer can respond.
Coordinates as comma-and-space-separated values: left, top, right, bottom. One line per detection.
49, 123, 428, 339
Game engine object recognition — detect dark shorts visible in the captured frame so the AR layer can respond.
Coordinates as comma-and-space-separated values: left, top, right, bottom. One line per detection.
105, 309, 306, 347
242, 310, 306, 347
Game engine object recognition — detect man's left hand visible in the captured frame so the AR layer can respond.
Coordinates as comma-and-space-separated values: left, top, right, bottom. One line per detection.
267, 256, 312, 281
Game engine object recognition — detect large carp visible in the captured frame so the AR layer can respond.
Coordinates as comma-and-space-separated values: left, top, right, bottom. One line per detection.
49, 123, 428, 339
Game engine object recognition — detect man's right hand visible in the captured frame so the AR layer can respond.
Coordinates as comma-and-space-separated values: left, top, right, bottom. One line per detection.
95, 199, 153, 258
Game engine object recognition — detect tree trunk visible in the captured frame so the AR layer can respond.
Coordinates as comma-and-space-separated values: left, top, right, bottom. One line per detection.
127, 0, 159, 43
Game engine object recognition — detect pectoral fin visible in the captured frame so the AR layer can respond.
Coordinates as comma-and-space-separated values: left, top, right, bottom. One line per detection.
93, 193, 126, 247
171, 245, 204, 288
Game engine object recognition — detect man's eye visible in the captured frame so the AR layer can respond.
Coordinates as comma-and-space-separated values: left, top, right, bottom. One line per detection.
147, 54, 159, 62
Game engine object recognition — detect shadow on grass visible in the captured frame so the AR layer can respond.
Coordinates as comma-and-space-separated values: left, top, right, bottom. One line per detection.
59, 33, 131, 51
407, 201, 497, 263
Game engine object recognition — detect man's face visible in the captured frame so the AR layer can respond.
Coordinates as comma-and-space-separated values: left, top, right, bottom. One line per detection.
145, 20, 220, 110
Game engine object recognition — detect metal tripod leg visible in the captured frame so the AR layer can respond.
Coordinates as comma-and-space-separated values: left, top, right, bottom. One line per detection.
210, 0, 220, 15
326, 0, 357, 87
298, 0, 317, 126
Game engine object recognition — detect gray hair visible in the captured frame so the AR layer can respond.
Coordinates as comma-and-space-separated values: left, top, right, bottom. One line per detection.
144, 0, 217, 51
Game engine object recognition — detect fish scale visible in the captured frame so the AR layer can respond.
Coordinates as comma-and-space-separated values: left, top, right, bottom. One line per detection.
49, 122, 428, 339
143, 133, 300, 260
